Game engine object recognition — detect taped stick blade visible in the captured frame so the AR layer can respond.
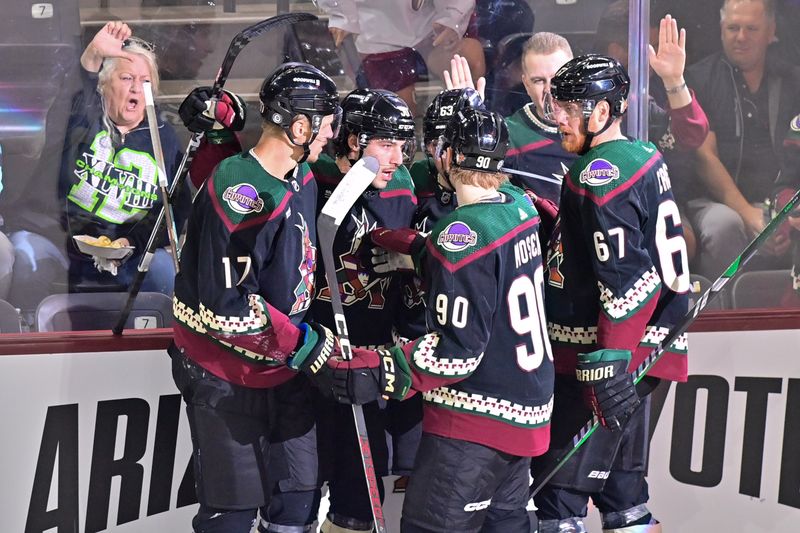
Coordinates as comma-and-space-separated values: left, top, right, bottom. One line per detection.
319, 156, 379, 225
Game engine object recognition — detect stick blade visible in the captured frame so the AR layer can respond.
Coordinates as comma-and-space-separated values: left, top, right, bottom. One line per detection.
319, 156, 379, 225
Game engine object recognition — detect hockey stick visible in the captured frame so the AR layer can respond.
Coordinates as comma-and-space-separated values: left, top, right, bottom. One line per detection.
529, 186, 800, 498
504, 166, 563, 186
113, 12, 317, 335
143, 81, 181, 272
317, 156, 388, 533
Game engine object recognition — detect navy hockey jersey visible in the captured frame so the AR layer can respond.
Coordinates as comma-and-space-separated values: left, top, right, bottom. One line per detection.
545, 139, 690, 382
393, 190, 554, 457
173, 153, 318, 388
504, 103, 577, 204
310, 154, 417, 347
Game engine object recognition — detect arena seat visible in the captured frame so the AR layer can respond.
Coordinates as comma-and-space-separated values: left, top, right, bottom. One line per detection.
730, 269, 794, 309
35, 292, 173, 332
688, 273, 727, 311
0, 299, 22, 334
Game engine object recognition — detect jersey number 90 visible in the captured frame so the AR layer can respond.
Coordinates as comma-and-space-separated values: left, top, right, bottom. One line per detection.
435, 266, 552, 372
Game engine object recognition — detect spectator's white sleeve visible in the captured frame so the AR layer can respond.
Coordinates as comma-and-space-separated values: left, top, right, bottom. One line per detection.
432, 0, 475, 36
317, 0, 362, 34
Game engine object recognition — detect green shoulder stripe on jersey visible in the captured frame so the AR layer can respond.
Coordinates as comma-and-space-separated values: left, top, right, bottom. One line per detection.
429, 191, 538, 267
383, 164, 415, 194
310, 153, 341, 181
567, 139, 660, 199
211, 154, 290, 226
410, 157, 437, 194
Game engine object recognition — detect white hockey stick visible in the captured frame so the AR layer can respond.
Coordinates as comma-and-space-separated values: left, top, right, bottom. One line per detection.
317, 156, 388, 533
143, 81, 181, 272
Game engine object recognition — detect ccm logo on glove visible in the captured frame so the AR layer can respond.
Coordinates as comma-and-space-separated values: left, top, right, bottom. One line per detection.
381, 349, 397, 394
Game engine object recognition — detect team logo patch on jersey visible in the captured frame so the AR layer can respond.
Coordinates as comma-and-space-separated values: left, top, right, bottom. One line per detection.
791, 113, 800, 132
223, 183, 264, 214
579, 158, 620, 187
437, 221, 478, 252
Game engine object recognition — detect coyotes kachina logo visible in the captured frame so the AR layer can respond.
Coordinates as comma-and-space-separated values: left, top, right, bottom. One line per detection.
290, 214, 316, 315
319, 208, 389, 308
546, 224, 565, 288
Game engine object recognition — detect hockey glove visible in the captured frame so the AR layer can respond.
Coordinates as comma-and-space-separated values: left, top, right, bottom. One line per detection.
326, 347, 412, 405
363, 227, 427, 277
179, 86, 247, 134
576, 349, 640, 431
289, 322, 339, 397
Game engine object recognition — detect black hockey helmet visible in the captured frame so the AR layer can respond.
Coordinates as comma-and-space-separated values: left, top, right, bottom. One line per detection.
438, 107, 509, 173
549, 54, 630, 119
259, 62, 341, 161
334, 88, 416, 160
423, 87, 485, 148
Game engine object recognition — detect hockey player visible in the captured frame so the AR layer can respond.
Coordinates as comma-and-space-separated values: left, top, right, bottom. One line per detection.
313, 106, 555, 533
532, 55, 691, 533
307, 88, 418, 533
504, 32, 577, 204
168, 62, 355, 533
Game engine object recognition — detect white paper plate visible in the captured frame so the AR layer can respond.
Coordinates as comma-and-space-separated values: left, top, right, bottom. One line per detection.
73, 235, 135, 260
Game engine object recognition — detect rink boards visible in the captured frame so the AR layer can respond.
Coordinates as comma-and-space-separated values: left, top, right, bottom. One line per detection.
1, 329, 799, 532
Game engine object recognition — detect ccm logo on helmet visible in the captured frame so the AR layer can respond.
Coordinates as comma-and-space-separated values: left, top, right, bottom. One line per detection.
576, 365, 615, 382
464, 499, 492, 512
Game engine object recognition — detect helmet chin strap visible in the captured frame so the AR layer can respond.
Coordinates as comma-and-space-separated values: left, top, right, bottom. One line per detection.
287, 114, 322, 164
578, 108, 614, 155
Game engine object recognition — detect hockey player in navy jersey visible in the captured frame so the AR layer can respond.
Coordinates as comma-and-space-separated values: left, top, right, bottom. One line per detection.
410, 87, 484, 235
504, 32, 578, 204
532, 55, 691, 533
306, 88, 419, 533
168, 62, 358, 533
311, 107, 555, 533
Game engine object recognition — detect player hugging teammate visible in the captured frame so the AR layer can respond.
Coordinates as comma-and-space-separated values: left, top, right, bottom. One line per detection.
171, 41, 692, 531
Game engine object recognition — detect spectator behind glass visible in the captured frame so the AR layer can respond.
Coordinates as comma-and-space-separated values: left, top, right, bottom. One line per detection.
317, 0, 485, 115
595, 3, 712, 263
503, 32, 576, 204
7, 21, 187, 323
0, 145, 14, 302
683, 0, 800, 279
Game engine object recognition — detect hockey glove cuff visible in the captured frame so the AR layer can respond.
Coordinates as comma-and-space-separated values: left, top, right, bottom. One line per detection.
576, 349, 640, 431
327, 346, 412, 405
290, 322, 339, 397
179, 86, 247, 133
369, 227, 427, 257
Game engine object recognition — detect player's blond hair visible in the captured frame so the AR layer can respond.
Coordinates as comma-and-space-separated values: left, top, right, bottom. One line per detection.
450, 167, 508, 190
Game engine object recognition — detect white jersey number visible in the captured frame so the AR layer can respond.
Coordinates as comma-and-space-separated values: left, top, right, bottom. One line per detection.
508, 266, 552, 372
435, 294, 469, 329
656, 199, 691, 292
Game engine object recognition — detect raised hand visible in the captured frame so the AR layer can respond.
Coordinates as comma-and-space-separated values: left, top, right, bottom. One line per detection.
442, 54, 486, 101
82, 21, 136, 71
648, 14, 687, 88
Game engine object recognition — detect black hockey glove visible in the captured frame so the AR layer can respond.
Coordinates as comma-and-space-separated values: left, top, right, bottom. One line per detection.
179, 86, 247, 134
289, 322, 339, 397
327, 347, 412, 405
576, 349, 640, 431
